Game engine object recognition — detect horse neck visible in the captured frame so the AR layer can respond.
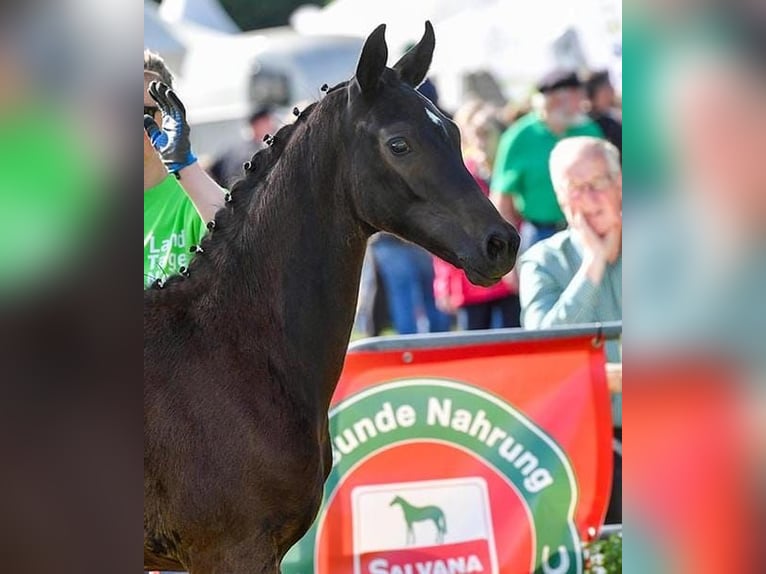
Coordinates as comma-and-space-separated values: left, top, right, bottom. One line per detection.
197, 108, 368, 413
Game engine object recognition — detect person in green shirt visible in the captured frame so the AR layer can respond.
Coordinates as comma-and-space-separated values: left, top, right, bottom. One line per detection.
143, 51, 225, 288
491, 69, 604, 246
144, 169, 207, 288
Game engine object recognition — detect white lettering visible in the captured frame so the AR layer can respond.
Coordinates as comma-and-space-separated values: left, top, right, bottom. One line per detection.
370, 558, 389, 574
451, 409, 471, 433
485, 426, 507, 447
466, 555, 484, 572
541, 545, 570, 574
375, 402, 399, 433
369, 555, 485, 574
525, 468, 554, 493
514, 451, 539, 475
352, 418, 378, 443
333, 428, 359, 455
468, 410, 492, 442
498, 438, 523, 463
397, 404, 416, 427
427, 398, 451, 427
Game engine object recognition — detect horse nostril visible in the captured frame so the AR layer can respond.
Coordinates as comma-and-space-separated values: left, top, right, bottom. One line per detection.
485, 233, 508, 262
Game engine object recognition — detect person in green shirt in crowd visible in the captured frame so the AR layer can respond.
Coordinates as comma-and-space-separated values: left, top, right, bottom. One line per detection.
490, 69, 604, 247
143, 50, 225, 288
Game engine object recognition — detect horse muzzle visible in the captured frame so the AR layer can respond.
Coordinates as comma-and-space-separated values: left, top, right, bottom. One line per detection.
462, 223, 519, 286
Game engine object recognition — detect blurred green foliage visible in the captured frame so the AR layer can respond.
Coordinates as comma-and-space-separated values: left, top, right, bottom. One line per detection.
584, 534, 622, 574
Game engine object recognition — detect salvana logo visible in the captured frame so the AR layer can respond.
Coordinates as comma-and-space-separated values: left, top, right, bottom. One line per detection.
353, 478, 497, 574
368, 554, 485, 574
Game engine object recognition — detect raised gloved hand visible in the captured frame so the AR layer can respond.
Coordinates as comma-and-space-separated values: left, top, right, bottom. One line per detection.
143, 81, 197, 174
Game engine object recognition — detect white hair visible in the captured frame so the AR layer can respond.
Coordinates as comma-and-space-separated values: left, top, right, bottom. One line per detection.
549, 136, 621, 193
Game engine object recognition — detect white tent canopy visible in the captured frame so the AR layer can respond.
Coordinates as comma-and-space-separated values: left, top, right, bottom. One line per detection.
292, 0, 621, 109
291, 0, 496, 59
159, 0, 240, 34
435, 0, 621, 106
144, 0, 187, 74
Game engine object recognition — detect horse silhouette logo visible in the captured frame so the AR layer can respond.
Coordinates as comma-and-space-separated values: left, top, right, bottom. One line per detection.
390, 495, 447, 545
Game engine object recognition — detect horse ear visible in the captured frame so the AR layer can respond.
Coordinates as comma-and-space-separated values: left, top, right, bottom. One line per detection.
354, 24, 388, 98
393, 21, 435, 88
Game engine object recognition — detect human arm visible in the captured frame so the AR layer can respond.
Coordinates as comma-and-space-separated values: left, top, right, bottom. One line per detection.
144, 81, 224, 222
176, 163, 225, 223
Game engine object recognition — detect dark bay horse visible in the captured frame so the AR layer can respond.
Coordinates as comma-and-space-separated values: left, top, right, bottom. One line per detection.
144, 22, 518, 573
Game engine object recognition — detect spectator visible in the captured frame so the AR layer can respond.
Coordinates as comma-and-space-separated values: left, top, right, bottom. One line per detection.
209, 105, 276, 189
585, 69, 622, 156
434, 102, 520, 329
490, 69, 604, 246
518, 136, 622, 360
371, 234, 451, 335
519, 136, 623, 524
353, 248, 391, 337
143, 50, 224, 287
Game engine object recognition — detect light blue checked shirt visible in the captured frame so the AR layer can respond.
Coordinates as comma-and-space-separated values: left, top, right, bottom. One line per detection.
519, 230, 622, 425
519, 230, 622, 346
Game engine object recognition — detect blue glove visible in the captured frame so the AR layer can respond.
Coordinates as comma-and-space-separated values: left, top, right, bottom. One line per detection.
143, 81, 197, 174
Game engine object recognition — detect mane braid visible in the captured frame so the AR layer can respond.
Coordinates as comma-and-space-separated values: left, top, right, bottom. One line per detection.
145, 82, 350, 297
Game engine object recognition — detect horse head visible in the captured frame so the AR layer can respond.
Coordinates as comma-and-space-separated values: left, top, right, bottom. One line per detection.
343, 22, 519, 286
390, 496, 404, 507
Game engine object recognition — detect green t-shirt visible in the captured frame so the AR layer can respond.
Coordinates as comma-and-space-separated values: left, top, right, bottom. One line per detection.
0, 107, 100, 300
144, 174, 206, 287
491, 112, 604, 224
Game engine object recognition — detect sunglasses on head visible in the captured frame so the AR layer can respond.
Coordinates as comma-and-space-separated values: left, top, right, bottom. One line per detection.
144, 105, 159, 117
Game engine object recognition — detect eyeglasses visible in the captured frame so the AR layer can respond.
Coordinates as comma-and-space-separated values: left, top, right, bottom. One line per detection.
565, 174, 613, 196
144, 105, 159, 117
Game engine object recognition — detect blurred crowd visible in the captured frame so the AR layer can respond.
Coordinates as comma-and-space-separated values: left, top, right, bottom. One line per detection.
351, 66, 622, 340
143, 46, 623, 343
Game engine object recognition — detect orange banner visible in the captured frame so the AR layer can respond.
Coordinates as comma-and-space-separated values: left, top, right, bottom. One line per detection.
283, 333, 613, 574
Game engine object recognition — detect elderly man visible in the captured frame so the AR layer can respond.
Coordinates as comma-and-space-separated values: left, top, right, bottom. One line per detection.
491, 69, 604, 246
519, 136, 623, 523
519, 136, 622, 356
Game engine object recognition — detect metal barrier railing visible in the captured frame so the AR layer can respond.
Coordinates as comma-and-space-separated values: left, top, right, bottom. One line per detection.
349, 321, 622, 352
598, 524, 623, 539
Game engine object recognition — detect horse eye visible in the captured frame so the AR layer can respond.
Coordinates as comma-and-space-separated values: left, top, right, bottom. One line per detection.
388, 137, 411, 156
